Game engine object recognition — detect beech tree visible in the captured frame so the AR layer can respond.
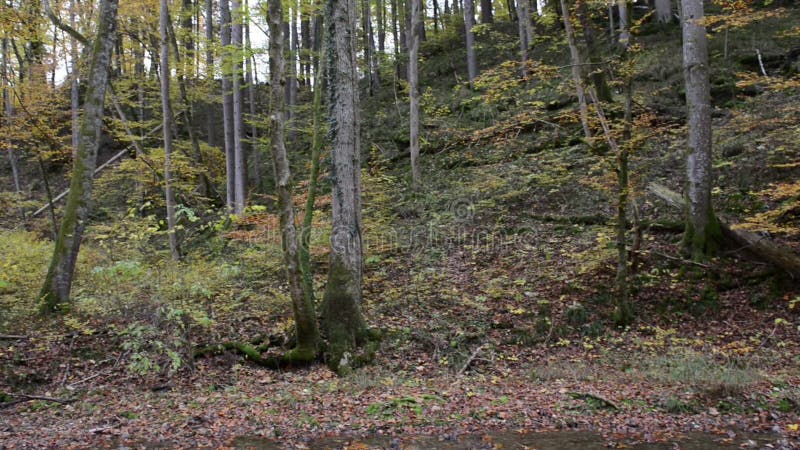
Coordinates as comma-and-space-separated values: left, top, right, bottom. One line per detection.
40, 0, 119, 311
681, 0, 720, 259
322, 0, 369, 374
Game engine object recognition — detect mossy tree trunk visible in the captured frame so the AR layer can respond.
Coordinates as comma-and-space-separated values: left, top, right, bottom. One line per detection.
267, 0, 320, 361
40, 0, 119, 312
322, 0, 369, 375
681, 0, 720, 260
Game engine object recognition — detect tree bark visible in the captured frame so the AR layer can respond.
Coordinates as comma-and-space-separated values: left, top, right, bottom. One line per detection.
40, 0, 119, 312
681, 0, 720, 259
220, 0, 237, 212
464, 0, 478, 85
323, 0, 369, 375
409, 0, 421, 188
559, 0, 591, 139
161, 0, 182, 261
267, 0, 320, 362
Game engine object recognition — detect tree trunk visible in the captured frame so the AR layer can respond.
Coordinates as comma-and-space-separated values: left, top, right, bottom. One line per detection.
2, 35, 24, 220
517, 0, 529, 76
681, 0, 720, 259
391, 0, 399, 61
245, 0, 261, 192
232, 0, 247, 215
655, 0, 671, 23
290, 11, 299, 135
377, 0, 386, 52
559, 0, 591, 139
576, 0, 610, 101
40, 0, 119, 312
220, 0, 236, 212
480, 0, 493, 23
464, 0, 478, 85
617, 0, 629, 46
161, 0, 181, 261
323, 0, 369, 375
409, 0, 421, 188
205, 0, 216, 147
69, 0, 80, 156
267, 0, 320, 361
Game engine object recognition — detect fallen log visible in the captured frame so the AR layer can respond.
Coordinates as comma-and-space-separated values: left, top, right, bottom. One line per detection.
647, 182, 800, 278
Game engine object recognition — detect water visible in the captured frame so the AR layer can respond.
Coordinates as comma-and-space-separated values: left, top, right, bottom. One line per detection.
231, 430, 779, 449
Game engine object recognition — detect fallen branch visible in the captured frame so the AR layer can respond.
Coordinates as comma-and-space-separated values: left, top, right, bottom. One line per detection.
648, 182, 800, 278
567, 391, 619, 410
1, 394, 76, 409
0, 334, 27, 340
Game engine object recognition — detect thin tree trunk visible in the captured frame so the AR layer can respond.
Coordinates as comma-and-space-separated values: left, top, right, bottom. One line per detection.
290, 9, 299, 127
267, 0, 319, 361
220, 0, 236, 212
409, 0, 421, 188
323, 0, 368, 375
577, 0, 610, 101
560, 0, 591, 138
161, 0, 182, 261
432, 0, 439, 32
681, 0, 719, 259
391, 0, 399, 62
232, 0, 247, 215
205, 0, 216, 147
69, 2, 80, 156
245, 0, 261, 192
2, 35, 24, 220
40, 0, 119, 312
301, 29, 325, 304
464, 0, 478, 85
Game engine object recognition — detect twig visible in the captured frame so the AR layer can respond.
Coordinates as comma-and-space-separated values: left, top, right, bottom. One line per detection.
651, 250, 710, 269
756, 48, 769, 77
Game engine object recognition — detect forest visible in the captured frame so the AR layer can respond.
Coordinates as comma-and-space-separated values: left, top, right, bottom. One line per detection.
1, 0, 800, 447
